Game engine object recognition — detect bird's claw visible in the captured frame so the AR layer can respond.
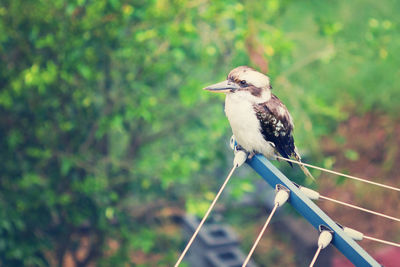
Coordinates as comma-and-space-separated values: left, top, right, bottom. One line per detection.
248, 152, 256, 159
234, 144, 244, 152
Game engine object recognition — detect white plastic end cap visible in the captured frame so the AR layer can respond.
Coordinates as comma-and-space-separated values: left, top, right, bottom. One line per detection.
233, 150, 247, 167
299, 187, 320, 200
274, 190, 289, 207
343, 227, 364, 241
318, 231, 333, 249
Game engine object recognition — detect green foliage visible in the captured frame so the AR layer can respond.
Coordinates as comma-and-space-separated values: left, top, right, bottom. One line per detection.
0, 0, 399, 265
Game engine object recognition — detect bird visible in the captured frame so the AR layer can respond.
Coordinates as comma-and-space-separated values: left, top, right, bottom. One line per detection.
204, 66, 313, 179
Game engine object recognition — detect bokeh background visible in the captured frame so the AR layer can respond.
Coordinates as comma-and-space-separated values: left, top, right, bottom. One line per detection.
1, 0, 400, 266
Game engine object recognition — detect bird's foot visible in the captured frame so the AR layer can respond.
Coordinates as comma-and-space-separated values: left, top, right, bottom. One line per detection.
234, 144, 244, 152
248, 151, 256, 159
234, 145, 253, 159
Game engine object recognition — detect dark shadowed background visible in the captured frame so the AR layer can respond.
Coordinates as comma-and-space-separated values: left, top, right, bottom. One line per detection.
1, 0, 400, 266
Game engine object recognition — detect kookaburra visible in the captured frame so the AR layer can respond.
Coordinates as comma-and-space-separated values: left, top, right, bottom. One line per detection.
204, 66, 313, 178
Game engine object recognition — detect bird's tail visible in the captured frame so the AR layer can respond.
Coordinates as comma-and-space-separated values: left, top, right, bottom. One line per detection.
293, 152, 315, 181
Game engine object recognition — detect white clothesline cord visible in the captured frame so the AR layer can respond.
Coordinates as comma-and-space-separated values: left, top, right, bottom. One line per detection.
242, 186, 290, 267
309, 229, 333, 267
174, 165, 237, 267
276, 156, 400, 192
298, 186, 400, 223
319, 195, 400, 223
364, 235, 400, 247
242, 204, 278, 267
309, 246, 322, 267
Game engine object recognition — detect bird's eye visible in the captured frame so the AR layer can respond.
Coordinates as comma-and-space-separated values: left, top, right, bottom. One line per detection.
240, 80, 246, 85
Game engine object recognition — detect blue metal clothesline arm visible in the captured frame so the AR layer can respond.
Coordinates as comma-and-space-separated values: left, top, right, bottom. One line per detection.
247, 154, 381, 267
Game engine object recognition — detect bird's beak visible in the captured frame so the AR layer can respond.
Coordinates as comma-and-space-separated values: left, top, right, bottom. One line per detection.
203, 80, 240, 93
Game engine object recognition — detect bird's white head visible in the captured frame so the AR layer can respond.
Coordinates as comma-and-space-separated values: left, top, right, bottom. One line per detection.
203, 66, 272, 102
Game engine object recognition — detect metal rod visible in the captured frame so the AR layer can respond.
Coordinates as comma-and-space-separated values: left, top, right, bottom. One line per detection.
248, 155, 380, 266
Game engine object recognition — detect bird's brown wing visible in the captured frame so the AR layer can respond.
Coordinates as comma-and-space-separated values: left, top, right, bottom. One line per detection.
253, 94, 296, 162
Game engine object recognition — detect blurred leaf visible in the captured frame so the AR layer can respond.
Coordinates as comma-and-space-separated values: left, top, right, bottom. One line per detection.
344, 149, 360, 161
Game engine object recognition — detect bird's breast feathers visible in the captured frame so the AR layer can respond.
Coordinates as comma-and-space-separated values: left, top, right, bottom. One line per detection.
225, 92, 295, 159
224, 92, 276, 158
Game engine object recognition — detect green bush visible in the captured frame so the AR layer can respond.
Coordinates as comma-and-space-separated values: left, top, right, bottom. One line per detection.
0, 0, 399, 265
